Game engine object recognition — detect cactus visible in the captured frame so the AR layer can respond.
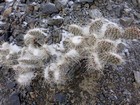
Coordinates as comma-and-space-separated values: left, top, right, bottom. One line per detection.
68, 24, 83, 35
1, 12, 140, 86
89, 19, 103, 34
104, 27, 122, 40
86, 53, 102, 71
123, 27, 140, 39
98, 52, 124, 65
96, 39, 115, 53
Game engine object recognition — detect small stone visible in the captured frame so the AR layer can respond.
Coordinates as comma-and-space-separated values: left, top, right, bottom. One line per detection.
2, 7, 12, 18
134, 12, 140, 19
138, 0, 140, 7
29, 92, 36, 99
89, 9, 103, 19
47, 16, 64, 26
27, 4, 34, 13
73, 4, 81, 11
132, 0, 138, 6
55, 2, 64, 10
120, 17, 134, 27
6, 82, 16, 89
133, 71, 140, 84
84, 3, 89, 8
54, 93, 67, 104
40, 3, 59, 15
55, 0, 68, 10
8, 93, 20, 105
68, 1, 74, 6
106, 4, 112, 11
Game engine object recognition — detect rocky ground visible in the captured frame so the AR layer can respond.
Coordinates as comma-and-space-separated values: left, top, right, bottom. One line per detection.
0, 0, 140, 105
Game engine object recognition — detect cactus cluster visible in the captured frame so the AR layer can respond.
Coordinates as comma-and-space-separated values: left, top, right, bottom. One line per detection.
0, 16, 140, 86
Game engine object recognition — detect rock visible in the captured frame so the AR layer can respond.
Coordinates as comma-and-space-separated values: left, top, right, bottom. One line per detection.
2, 7, 12, 18
133, 12, 140, 19
40, 3, 59, 15
68, 1, 74, 7
58, 0, 68, 5
133, 71, 140, 84
6, 82, 16, 89
73, 4, 81, 11
138, 0, 140, 7
55, 0, 68, 10
114, 5, 123, 18
84, 3, 89, 8
89, 9, 103, 19
132, 0, 138, 6
29, 92, 36, 99
106, 4, 112, 11
27, 4, 34, 14
8, 93, 20, 105
54, 93, 67, 104
47, 16, 64, 26
75, 0, 94, 3
120, 17, 134, 27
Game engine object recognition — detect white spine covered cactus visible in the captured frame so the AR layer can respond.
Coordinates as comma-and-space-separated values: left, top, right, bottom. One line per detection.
0, 10, 140, 86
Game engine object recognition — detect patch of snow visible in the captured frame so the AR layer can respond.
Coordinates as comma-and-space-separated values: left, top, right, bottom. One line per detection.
17, 72, 34, 86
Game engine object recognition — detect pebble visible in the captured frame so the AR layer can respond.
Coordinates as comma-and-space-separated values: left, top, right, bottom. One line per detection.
133, 12, 140, 19
47, 16, 64, 26
133, 71, 140, 84
138, 0, 140, 7
8, 93, 20, 105
120, 17, 134, 27
2, 7, 12, 18
132, 0, 138, 6
89, 9, 103, 19
55, 0, 68, 6
54, 93, 67, 104
106, 4, 112, 11
29, 92, 36, 99
40, 3, 59, 15
68, 1, 74, 7
6, 82, 16, 89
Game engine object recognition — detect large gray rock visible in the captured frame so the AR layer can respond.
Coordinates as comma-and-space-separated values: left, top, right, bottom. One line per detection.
40, 3, 59, 15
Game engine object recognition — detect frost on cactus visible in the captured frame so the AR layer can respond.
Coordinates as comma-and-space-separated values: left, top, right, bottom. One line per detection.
24, 28, 48, 46
0, 42, 20, 67
0, 12, 140, 86
86, 53, 102, 71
